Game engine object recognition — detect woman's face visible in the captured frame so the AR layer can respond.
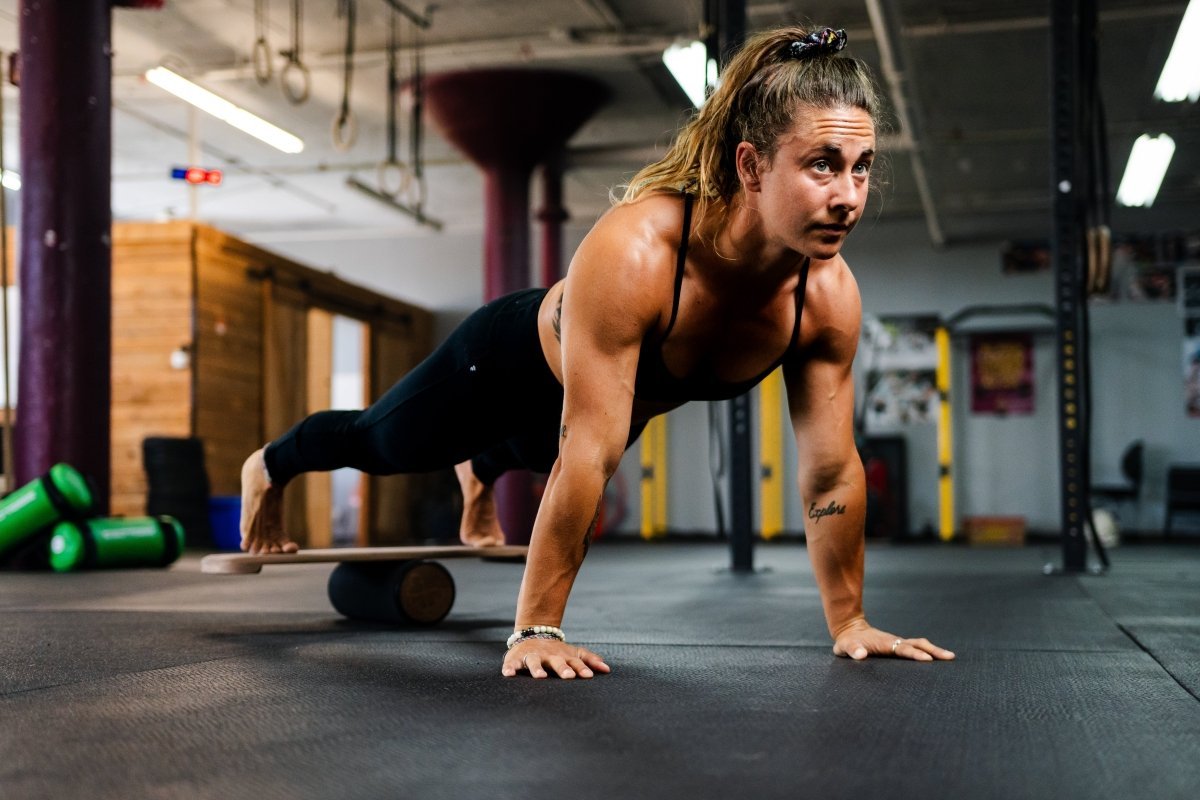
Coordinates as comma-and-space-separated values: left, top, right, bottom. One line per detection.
748, 104, 876, 261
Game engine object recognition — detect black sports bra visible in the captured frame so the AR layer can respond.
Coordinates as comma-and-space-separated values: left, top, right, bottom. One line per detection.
633, 193, 811, 403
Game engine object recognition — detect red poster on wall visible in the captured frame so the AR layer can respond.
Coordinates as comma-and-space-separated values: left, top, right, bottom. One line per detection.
971, 333, 1034, 415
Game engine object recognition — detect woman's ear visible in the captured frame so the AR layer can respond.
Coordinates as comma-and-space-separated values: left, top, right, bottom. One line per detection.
735, 141, 764, 192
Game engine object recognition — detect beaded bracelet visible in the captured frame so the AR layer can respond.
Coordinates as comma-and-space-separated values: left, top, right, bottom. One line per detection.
506, 625, 566, 650
507, 633, 564, 650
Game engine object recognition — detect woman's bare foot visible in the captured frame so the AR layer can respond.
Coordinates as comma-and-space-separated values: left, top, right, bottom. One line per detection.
453, 460, 506, 547
239, 448, 299, 554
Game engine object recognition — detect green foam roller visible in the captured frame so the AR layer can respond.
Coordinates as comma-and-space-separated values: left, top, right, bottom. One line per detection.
49, 516, 185, 572
0, 464, 94, 557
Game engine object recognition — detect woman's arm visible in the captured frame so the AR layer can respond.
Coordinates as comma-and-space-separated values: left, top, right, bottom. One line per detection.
503, 204, 671, 679
784, 262, 954, 662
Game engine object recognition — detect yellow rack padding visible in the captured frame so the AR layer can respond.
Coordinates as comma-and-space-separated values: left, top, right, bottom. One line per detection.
640, 414, 669, 539
936, 327, 955, 541
759, 369, 785, 539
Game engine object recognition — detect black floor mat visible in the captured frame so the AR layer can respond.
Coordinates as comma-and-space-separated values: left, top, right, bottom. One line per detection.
1, 541, 1197, 799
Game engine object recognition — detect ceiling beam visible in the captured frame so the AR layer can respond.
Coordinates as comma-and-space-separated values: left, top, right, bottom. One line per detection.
866, 0, 945, 247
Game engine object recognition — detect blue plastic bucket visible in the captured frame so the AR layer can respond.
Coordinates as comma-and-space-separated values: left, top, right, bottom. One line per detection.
208, 496, 242, 551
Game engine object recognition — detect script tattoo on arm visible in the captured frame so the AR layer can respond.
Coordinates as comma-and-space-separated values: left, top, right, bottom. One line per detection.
808, 500, 847, 523
552, 293, 563, 342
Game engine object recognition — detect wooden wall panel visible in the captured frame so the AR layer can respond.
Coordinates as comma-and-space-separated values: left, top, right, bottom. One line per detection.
365, 316, 433, 546
263, 282, 310, 546
193, 228, 263, 500
304, 308, 334, 549
2, 224, 16, 286
107, 222, 434, 532
110, 223, 194, 517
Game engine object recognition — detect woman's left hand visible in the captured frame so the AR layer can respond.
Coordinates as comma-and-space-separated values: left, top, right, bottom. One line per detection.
832, 619, 956, 662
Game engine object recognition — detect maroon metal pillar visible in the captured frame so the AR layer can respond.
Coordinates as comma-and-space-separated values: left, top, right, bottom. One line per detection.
15, 0, 114, 510
537, 152, 568, 287
483, 163, 532, 298
424, 69, 608, 544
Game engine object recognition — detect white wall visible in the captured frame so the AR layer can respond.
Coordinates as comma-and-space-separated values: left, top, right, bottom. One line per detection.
248, 214, 1200, 538
843, 219, 1199, 536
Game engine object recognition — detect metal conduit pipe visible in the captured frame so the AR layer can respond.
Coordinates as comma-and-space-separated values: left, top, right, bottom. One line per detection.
864, 0, 946, 247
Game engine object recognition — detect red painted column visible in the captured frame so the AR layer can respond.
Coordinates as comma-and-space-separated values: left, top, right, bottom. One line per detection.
15, 0, 113, 511
424, 70, 608, 545
482, 163, 537, 539
483, 164, 532, 299
537, 153, 568, 287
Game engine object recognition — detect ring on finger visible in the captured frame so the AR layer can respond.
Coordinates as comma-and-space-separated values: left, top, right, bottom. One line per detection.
891, 638, 903, 655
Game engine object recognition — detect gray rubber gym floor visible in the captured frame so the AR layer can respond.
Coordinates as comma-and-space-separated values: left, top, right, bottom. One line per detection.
3, 540, 1199, 800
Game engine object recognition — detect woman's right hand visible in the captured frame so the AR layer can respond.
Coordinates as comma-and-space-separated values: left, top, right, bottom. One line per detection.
501, 638, 612, 679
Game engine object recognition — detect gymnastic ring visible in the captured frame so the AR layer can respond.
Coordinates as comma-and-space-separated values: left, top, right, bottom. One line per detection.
331, 111, 358, 152
378, 160, 411, 198
393, 172, 422, 209
280, 58, 311, 105
252, 37, 273, 86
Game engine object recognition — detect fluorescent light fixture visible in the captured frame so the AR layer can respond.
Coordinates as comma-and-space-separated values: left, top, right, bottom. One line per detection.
144, 67, 304, 154
1155, 0, 1200, 102
0, 170, 20, 191
1116, 133, 1175, 207
663, 41, 718, 108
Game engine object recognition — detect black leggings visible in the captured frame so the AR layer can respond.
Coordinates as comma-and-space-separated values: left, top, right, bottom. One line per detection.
264, 288, 644, 487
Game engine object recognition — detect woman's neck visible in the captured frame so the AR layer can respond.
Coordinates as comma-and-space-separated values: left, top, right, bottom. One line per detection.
697, 196, 807, 291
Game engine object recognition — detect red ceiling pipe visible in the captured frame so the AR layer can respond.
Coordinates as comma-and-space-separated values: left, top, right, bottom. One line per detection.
424, 69, 608, 545
14, 0, 117, 511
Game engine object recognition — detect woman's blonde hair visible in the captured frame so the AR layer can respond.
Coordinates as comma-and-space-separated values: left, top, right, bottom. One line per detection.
619, 25, 883, 236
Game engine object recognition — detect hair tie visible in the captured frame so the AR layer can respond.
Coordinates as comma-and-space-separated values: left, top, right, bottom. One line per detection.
786, 27, 848, 59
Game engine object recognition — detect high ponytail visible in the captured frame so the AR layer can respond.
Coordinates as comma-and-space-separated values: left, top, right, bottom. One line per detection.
618, 25, 882, 238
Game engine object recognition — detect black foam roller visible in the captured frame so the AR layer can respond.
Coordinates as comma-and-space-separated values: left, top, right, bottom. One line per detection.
327, 560, 455, 625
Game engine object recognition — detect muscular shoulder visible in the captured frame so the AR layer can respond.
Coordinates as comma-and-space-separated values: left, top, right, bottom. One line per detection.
564, 193, 687, 323
798, 254, 862, 364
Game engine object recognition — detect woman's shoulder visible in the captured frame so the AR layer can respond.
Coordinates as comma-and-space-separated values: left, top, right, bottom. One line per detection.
561, 193, 689, 331
603, 190, 691, 236
577, 192, 689, 276
801, 254, 862, 342
806, 254, 860, 308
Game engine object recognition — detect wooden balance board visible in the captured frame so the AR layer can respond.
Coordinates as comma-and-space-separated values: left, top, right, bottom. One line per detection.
200, 545, 528, 575
201, 546, 528, 626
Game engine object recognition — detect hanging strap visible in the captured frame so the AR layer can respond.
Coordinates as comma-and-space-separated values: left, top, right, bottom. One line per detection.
331, 0, 358, 150
280, 0, 311, 104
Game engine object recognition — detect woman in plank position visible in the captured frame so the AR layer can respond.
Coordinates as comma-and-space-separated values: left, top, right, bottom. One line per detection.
240, 25, 955, 678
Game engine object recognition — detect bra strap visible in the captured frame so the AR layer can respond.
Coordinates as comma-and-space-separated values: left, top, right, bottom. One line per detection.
663, 193, 694, 338
791, 257, 812, 348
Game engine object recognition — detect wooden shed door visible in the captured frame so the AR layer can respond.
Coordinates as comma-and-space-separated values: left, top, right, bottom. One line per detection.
366, 318, 423, 545
263, 281, 310, 545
